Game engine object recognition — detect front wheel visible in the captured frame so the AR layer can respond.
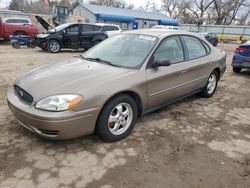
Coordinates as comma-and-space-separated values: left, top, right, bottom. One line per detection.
47, 40, 61, 53
199, 71, 218, 98
96, 95, 138, 142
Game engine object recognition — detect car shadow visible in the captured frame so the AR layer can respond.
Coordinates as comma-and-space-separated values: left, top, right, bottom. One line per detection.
232, 69, 250, 77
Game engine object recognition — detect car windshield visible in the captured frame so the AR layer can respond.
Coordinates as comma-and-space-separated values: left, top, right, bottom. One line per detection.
81, 34, 158, 69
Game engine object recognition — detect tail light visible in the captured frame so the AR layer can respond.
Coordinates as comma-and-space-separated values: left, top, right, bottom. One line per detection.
235, 47, 246, 53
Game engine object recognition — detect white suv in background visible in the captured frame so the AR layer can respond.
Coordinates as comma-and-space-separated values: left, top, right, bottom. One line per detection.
151, 25, 180, 30
95, 23, 122, 36
2, 17, 32, 25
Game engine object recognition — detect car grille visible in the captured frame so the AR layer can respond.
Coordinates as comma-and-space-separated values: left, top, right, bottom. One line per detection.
14, 85, 34, 104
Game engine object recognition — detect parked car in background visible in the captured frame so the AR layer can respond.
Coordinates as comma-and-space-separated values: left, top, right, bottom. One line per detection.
33, 16, 108, 53
151, 25, 180, 30
2, 17, 32, 25
0, 17, 38, 40
199, 32, 218, 46
95, 23, 122, 36
34, 22, 108, 53
232, 41, 250, 73
7, 29, 226, 142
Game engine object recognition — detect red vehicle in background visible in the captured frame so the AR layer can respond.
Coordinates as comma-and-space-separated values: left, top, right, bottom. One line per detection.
0, 17, 38, 40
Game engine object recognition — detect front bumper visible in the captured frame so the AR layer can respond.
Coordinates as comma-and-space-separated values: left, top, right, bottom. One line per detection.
7, 87, 101, 140
232, 61, 250, 69
31, 38, 47, 49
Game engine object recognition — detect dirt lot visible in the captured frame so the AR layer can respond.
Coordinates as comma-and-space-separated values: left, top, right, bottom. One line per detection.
0, 43, 250, 188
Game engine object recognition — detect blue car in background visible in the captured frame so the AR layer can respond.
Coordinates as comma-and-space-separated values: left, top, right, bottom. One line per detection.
232, 41, 250, 73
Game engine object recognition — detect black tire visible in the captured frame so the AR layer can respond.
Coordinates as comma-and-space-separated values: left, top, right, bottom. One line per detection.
233, 67, 242, 73
12, 42, 20, 49
213, 40, 218, 46
96, 94, 138, 142
47, 40, 61, 53
199, 70, 219, 98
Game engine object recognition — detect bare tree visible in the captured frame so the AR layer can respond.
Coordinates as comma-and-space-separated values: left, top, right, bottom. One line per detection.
161, 0, 182, 18
187, 0, 214, 21
210, 0, 250, 25
138, 0, 159, 12
161, 0, 195, 24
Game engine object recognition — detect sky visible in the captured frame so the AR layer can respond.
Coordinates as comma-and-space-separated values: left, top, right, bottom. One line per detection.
126, 0, 162, 8
0, 0, 162, 9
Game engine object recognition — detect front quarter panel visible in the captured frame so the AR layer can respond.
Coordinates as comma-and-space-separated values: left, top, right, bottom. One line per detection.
73, 70, 147, 112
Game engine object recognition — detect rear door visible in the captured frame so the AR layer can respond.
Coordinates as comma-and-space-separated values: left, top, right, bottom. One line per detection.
79, 24, 101, 48
179, 35, 212, 92
63, 24, 80, 48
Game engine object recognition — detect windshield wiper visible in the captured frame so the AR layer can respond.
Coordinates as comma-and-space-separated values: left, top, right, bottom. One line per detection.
79, 55, 123, 68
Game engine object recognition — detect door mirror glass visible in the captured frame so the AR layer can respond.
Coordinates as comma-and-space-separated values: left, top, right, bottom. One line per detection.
154, 59, 171, 67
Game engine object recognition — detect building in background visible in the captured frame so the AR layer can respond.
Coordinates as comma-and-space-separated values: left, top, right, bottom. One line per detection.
71, 3, 178, 30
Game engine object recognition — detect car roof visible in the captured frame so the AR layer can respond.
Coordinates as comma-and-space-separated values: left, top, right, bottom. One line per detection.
95, 23, 119, 27
3, 17, 31, 20
125, 29, 197, 39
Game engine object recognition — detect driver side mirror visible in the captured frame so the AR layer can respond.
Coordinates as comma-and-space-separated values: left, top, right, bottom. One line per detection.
153, 59, 171, 68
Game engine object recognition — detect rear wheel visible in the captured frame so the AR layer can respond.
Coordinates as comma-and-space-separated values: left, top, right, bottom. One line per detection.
199, 71, 218, 98
12, 41, 20, 49
233, 67, 242, 73
96, 95, 138, 142
47, 40, 61, 53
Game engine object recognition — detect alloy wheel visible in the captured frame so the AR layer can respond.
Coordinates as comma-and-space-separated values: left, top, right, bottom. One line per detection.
207, 73, 217, 95
108, 103, 133, 136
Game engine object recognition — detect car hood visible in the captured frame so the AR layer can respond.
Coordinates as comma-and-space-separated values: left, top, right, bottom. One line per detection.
35, 15, 53, 31
15, 58, 130, 101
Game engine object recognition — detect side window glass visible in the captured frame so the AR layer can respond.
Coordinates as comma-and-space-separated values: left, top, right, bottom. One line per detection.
101, 26, 110, 32
66, 25, 79, 34
154, 36, 184, 64
82, 25, 93, 32
202, 41, 210, 54
183, 36, 207, 59
112, 26, 119, 30
92, 25, 101, 31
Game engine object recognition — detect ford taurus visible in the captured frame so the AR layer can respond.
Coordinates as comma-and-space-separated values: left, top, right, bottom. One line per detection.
7, 29, 226, 142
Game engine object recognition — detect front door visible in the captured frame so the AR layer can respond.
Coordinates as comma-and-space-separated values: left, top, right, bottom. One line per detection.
63, 24, 80, 49
146, 36, 188, 109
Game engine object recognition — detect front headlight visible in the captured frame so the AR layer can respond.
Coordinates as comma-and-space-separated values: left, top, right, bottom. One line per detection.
35, 94, 83, 111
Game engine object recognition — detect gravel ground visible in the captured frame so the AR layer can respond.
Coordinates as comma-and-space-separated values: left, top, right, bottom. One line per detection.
0, 43, 250, 188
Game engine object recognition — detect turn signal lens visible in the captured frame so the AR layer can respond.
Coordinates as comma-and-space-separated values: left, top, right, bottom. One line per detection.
68, 96, 83, 109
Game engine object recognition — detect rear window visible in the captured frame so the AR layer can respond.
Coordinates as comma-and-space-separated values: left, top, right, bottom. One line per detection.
183, 36, 207, 59
101, 26, 119, 31
5, 19, 30, 24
